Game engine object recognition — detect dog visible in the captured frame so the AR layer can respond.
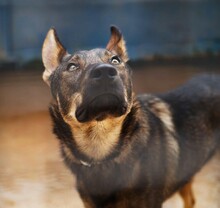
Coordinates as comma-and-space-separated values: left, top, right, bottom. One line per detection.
42, 26, 220, 208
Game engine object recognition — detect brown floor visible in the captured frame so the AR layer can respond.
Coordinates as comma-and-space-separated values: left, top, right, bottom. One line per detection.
0, 64, 220, 208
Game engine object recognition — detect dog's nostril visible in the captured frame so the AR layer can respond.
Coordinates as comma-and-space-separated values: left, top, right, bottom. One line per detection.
91, 69, 102, 79
90, 64, 118, 80
108, 68, 117, 77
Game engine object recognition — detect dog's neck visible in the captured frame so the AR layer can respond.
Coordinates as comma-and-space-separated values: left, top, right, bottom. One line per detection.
68, 116, 126, 161
50, 99, 142, 164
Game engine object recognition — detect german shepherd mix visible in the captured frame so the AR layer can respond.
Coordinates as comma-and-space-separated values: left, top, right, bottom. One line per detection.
42, 26, 220, 208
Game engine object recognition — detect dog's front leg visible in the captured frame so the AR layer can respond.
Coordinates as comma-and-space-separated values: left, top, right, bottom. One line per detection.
179, 180, 195, 208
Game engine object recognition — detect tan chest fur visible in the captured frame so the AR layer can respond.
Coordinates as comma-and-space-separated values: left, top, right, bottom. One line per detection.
68, 116, 125, 160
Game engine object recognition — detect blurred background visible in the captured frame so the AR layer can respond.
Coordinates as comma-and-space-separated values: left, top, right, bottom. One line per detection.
0, 0, 220, 207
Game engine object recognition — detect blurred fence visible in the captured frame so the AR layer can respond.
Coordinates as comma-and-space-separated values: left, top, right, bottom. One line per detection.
0, 0, 220, 63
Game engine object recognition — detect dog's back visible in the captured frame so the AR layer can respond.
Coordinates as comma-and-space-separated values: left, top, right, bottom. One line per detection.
141, 74, 220, 190
166, 75, 220, 185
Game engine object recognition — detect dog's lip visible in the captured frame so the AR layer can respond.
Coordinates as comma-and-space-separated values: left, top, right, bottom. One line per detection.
77, 93, 121, 114
75, 93, 126, 123
88, 93, 120, 104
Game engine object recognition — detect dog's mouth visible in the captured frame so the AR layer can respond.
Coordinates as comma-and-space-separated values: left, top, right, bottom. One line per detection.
75, 93, 127, 123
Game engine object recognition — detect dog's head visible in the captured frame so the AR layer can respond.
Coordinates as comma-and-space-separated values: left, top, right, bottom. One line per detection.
42, 26, 133, 124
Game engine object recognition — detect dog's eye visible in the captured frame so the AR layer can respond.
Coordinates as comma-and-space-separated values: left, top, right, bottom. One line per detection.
67, 63, 78, 72
110, 56, 121, 65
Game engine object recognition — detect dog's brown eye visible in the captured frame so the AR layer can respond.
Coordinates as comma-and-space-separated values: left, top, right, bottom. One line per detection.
67, 63, 78, 72
110, 56, 121, 65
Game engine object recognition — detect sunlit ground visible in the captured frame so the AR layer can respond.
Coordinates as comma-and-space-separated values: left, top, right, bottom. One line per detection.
0, 63, 220, 208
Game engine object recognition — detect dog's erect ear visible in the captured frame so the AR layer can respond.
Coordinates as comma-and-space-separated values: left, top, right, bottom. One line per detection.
42, 28, 67, 85
106, 26, 128, 62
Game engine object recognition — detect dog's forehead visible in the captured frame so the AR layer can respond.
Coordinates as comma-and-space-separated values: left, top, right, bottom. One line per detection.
72, 48, 110, 65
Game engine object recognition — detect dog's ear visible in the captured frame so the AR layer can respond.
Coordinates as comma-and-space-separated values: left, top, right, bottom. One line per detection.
42, 28, 67, 85
106, 26, 128, 62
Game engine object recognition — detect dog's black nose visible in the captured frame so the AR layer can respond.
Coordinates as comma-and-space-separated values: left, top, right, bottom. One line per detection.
90, 64, 118, 81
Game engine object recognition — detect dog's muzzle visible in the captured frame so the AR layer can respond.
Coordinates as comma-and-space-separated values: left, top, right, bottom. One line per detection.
75, 64, 127, 123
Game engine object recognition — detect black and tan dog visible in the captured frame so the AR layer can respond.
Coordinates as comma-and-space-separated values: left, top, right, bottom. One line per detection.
42, 26, 220, 208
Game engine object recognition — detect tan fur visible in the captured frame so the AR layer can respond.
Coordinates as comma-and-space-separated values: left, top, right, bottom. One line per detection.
179, 180, 195, 208
147, 96, 175, 133
142, 95, 180, 193
67, 93, 83, 119
106, 26, 128, 62
67, 116, 126, 160
59, 92, 134, 161
146, 96, 179, 157
42, 28, 67, 85
58, 92, 128, 160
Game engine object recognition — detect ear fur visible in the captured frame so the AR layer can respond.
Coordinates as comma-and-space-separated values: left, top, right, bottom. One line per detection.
42, 28, 67, 85
106, 26, 128, 62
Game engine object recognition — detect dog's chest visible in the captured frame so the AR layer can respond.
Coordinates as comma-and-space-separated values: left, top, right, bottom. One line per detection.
77, 161, 139, 196
72, 119, 123, 161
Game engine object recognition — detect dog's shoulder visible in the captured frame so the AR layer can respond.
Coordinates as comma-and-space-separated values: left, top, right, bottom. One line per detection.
137, 94, 174, 133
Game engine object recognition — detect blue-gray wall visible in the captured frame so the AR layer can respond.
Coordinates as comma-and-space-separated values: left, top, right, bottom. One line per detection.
1, 0, 220, 62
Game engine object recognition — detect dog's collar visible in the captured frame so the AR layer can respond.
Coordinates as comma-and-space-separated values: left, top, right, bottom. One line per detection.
80, 160, 92, 167
62, 145, 103, 167
79, 159, 104, 167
